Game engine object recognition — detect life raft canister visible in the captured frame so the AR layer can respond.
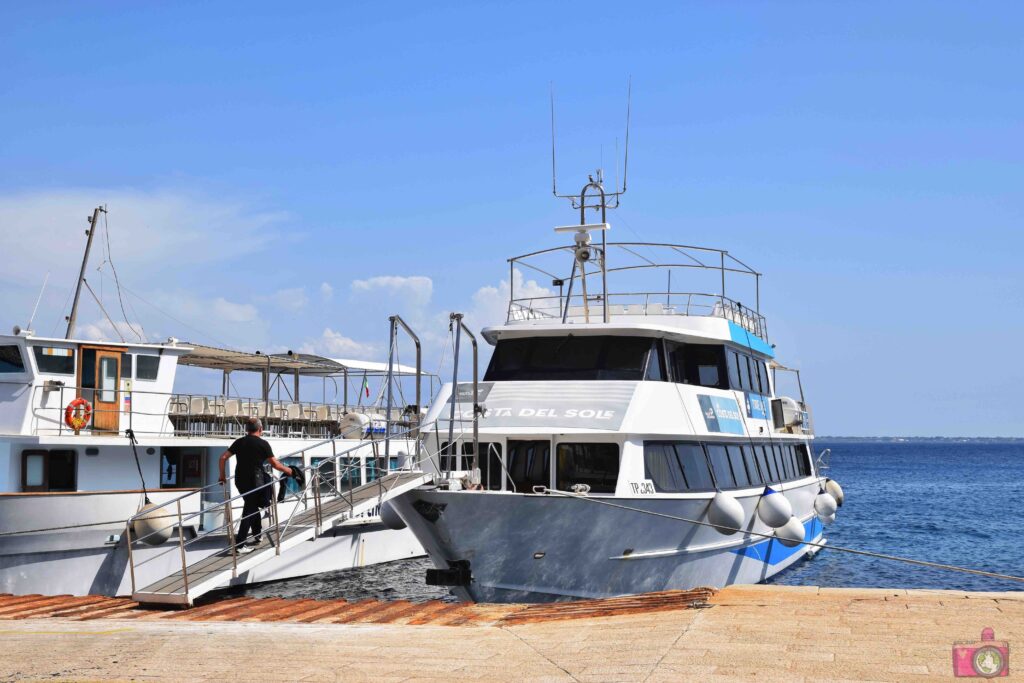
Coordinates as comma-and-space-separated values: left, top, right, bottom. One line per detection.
64, 398, 92, 431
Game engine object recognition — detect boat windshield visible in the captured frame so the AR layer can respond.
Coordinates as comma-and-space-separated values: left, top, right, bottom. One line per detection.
484, 336, 656, 381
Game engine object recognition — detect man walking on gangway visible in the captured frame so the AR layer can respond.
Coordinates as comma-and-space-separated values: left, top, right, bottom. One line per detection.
218, 417, 294, 553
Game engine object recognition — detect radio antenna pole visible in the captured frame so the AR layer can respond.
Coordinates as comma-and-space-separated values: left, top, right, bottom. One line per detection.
550, 82, 558, 196
26, 271, 50, 332
65, 206, 106, 339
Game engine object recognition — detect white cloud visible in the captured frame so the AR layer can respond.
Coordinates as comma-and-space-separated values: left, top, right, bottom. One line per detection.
77, 318, 147, 343
319, 282, 334, 302
258, 287, 308, 312
470, 269, 554, 328
351, 275, 433, 308
299, 327, 379, 360
0, 188, 287, 287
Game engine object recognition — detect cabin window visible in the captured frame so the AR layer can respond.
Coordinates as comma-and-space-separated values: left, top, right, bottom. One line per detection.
32, 346, 74, 375
339, 457, 358, 487
643, 442, 715, 492
644, 443, 687, 492
644, 340, 666, 381
484, 336, 656, 381
555, 443, 619, 493
21, 449, 76, 492
726, 444, 754, 487
505, 440, 549, 492
705, 444, 735, 488
795, 444, 812, 476
312, 457, 338, 491
477, 442, 504, 490
0, 345, 25, 373
727, 350, 743, 390
666, 343, 727, 389
121, 353, 133, 379
136, 355, 159, 381
160, 448, 204, 488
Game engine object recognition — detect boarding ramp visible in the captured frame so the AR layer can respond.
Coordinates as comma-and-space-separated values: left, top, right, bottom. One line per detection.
127, 426, 435, 607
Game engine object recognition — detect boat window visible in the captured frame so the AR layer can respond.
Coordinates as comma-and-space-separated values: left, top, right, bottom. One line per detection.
484, 336, 655, 381
136, 355, 159, 381
795, 444, 812, 476
644, 442, 688, 492
753, 359, 767, 394
644, 340, 666, 381
726, 445, 753, 487
32, 346, 74, 375
339, 457, 358, 487
556, 443, 619, 493
756, 444, 776, 482
675, 443, 715, 490
160, 448, 204, 488
505, 440, 550, 492
21, 449, 76, 492
121, 352, 133, 380
727, 350, 743, 390
705, 444, 735, 488
477, 442, 503, 490
313, 457, 338, 491
0, 345, 25, 373
667, 343, 727, 389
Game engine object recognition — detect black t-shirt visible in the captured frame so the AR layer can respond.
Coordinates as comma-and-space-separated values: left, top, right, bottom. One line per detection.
229, 435, 274, 492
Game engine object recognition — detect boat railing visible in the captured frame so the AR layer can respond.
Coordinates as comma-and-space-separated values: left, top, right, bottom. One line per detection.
508, 291, 768, 338
19, 381, 415, 440
507, 241, 766, 337
123, 417, 454, 599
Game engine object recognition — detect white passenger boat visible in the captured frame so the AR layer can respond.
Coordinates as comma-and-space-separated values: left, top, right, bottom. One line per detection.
0, 210, 434, 598
390, 174, 844, 603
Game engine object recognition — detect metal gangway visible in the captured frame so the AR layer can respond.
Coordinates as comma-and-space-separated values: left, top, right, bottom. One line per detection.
127, 423, 436, 607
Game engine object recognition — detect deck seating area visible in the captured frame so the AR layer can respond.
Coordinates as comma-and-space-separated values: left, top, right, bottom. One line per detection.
167, 396, 410, 438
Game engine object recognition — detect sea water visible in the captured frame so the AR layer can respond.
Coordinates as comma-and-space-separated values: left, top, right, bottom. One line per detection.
223, 440, 1024, 602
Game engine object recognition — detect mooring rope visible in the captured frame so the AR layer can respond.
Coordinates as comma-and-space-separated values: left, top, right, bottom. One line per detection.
541, 488, 1024, 585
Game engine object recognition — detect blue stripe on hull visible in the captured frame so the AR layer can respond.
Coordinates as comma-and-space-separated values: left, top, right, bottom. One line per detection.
731, 517, 823, 566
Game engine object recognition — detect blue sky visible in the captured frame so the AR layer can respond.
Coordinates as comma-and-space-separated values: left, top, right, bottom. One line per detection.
1, 2, 1022, 436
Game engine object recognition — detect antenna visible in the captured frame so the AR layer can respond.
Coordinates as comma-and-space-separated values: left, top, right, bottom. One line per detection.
26, 271, 50, 332
550, 82, 558, 197
549, 77, 632, 205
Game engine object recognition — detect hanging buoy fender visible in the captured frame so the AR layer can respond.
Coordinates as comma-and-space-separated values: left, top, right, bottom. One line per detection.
814, 491, 838, 520
756, 486, 793, 528
706, 491, 744, 535
825, 479, 845, 507
774, 516, 806, 547
64, 398, 92, 431
133, 502, 173, 546
820, 512, 836, 525
380, 500, 407, 530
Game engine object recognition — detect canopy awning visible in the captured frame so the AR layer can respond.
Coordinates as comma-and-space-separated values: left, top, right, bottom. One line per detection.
178, 343, 428, 376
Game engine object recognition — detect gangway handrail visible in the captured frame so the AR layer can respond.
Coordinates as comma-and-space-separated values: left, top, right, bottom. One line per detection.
125, 416, 468, 600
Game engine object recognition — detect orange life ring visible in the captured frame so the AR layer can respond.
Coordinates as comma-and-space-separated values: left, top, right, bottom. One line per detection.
64, 398, 92, 431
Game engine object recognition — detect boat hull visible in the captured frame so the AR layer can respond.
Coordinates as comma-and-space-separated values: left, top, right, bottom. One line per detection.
392, 478, 825, 603
0, 521, 423, 597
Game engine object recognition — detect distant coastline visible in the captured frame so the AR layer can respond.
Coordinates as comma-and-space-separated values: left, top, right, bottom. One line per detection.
818, 436, 1024, 443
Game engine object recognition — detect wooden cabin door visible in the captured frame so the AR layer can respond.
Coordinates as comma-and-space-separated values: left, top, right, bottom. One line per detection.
78, 346, 121, 433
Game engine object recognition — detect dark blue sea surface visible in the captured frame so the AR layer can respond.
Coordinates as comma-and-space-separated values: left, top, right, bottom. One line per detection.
770, 440, 1023, 592
225, 441, 1023, 601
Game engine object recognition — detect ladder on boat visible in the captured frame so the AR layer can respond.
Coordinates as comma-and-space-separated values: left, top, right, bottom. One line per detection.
130, 468, 431, 607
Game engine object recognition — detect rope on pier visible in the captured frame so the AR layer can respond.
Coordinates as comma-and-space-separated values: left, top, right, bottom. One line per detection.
542, 488, 1024, 585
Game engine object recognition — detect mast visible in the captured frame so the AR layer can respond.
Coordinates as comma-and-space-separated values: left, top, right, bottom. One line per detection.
65, 206, 106, 339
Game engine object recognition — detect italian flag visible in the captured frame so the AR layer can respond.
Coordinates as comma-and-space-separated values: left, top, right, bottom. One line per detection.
362, 377, 370, 398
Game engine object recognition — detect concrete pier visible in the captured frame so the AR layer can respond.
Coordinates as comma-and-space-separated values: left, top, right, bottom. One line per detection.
0, 585, 1020, 681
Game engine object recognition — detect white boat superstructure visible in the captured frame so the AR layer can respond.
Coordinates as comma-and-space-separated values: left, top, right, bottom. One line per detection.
390, 174, 843, 603
0, 329, 436, 598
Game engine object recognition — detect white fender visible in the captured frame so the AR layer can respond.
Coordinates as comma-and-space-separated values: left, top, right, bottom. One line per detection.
825, 479, 845, 507
756, 486, 793, 528
379, 500, 407, 530
133, 502, 173, 546
707, 491, 745, 535
821, 512, 836, 525
775, 516, 806, 547
813, 491, 838, 519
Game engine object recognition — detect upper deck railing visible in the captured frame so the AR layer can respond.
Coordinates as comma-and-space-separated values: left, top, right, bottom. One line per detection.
507, 242, 768, 339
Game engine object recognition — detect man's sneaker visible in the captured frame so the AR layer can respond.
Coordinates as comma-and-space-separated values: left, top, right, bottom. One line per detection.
237, 544, 256, 555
